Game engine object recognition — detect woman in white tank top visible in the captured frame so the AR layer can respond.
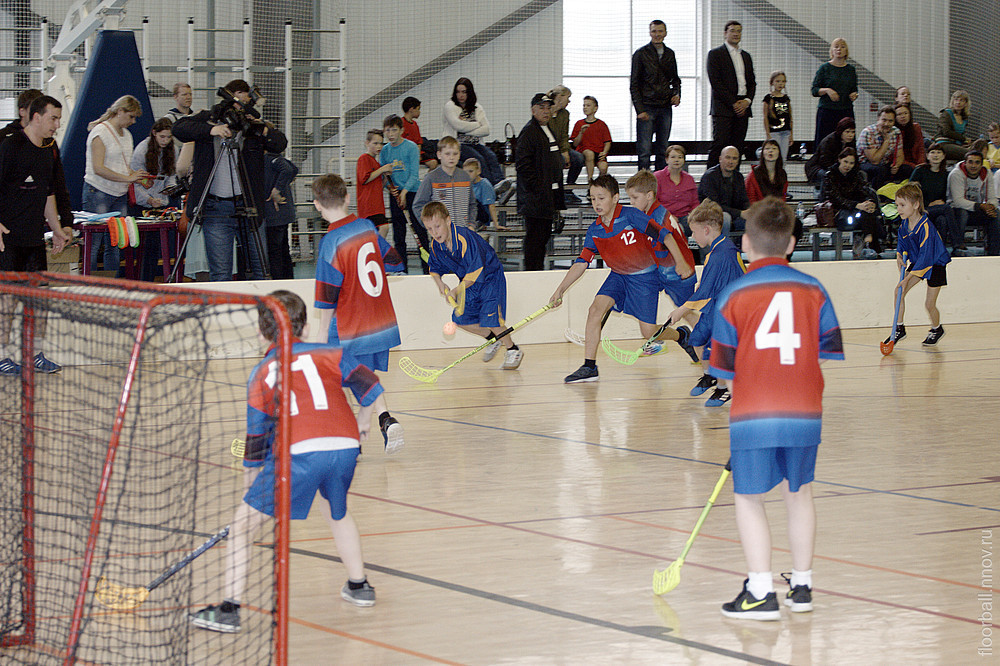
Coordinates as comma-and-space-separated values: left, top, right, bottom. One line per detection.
82, 95, 151, 274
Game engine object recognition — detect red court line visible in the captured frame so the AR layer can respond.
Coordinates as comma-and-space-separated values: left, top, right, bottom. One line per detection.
288, 615, 466, 665
348, 492, 992, 624
608, 516, 997, 593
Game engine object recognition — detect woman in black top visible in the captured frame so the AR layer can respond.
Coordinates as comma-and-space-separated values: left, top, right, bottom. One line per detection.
821, 147, 885, 258
805, 117, 855, 185
909, 143, 960, 248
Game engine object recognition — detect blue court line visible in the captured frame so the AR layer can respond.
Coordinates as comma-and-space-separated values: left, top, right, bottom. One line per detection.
396, 411, 1000, 513
287, 545, 788, 666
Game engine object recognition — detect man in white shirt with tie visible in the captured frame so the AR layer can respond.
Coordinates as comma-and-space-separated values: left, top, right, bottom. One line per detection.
706, 21, 756, 168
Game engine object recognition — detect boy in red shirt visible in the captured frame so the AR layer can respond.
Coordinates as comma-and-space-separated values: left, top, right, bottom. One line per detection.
570, 96, 612, 183
355, 129, 395, 238
401, 96, 438, 170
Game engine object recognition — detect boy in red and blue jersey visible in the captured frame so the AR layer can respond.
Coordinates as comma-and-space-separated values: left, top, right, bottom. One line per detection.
885, 182, 950, 347
655, 200, 746, 406
624, 170, 701, 362
423, 201, 523, 369
313, 174, 406, 453
708, 197, 844, 621
549, 174, 687, 383
190, 291, 383, 633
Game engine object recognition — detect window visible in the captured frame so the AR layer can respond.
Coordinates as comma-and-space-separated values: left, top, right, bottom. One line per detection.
563, 0, 703, 143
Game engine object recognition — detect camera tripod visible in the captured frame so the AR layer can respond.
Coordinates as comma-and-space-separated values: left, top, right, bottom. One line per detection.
168, 130, 270, 282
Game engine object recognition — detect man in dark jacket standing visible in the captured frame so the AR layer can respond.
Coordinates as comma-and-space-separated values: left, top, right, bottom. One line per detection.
706, 20, 756, 168
630, 19, 682, 172
515, 93, 565, 271
173, 79, 287, 281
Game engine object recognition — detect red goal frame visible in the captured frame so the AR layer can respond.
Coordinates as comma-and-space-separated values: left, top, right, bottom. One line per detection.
0, 272, 291, 665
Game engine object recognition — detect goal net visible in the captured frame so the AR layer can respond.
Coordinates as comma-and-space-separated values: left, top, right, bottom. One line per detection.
0, 273, 292, 665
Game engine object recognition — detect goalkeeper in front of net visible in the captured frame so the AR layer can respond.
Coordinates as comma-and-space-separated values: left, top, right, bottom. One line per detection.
190, 290, 382, 633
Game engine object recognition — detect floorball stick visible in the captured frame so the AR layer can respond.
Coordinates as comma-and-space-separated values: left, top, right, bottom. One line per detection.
653, 460, 731, 595
95, 526, 230, 610
399, 304, 552, 383
601, 321, 673, 366
880, 255, 907, 356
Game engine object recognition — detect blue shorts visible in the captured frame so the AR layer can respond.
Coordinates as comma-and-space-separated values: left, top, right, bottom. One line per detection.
596, 271, 660, 324
454, 272, 506, 328
658, 269, 697, 308
351, 349, 389, 372
731, 445, 818, 495
689, 309, 714, 350
244, 449, 358, 520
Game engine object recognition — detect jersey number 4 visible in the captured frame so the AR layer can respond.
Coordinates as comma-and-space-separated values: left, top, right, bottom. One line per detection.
754, 291, 801, 365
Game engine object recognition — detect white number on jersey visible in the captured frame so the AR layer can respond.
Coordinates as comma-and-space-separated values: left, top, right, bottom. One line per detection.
264, 354, 330, 416
754, 291, 801, 365
357, 241, 384, 297
622, 230, 636, 245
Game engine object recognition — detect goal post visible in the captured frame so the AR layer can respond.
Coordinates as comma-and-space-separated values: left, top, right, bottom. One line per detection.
0, 272, 291, 665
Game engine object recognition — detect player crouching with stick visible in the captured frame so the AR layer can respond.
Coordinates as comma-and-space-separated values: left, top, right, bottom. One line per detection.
708, 197, 844, 620
423, 201, 523, 368
190, 291, 381, 633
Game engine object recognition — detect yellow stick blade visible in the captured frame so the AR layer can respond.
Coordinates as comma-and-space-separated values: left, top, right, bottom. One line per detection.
230, 438, 245, 458
95, 576, 151, 610
652, 560, 683, 595
398, 356, 441, 383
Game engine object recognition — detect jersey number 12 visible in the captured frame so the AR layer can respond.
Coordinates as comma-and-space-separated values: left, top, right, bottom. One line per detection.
754, 291, 801, 365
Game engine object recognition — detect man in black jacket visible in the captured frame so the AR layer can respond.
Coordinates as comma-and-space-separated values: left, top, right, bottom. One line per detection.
630, 20, 682, 172
706, 20, 756, 168
173, 80, 287, 281
515, 93, 565, 271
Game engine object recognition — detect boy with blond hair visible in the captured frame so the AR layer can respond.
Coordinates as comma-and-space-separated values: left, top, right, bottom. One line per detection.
658, 199, 745, 406
413, 135, 477, 230
423, 201, 522, 368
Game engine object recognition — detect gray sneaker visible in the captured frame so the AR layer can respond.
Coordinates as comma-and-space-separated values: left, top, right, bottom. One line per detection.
341, 580, 376, 607
501, 348, 523, 369
190, 602, 240, 633
482, 338, 502, 362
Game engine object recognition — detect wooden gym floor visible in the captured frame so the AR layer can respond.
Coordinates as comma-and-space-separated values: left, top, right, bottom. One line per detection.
278, 322, 999, 664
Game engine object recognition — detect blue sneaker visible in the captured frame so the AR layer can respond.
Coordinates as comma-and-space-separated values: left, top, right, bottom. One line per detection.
33, 353, 61, 374
0, 358, 21, 376
564, 364, 599, 383
640, 341, 666, 356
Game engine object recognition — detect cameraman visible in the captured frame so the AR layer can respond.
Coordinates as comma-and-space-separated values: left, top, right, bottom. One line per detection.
173, 79, 287, 281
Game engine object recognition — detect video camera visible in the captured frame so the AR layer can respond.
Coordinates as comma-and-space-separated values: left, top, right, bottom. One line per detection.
210, 86, 265, 136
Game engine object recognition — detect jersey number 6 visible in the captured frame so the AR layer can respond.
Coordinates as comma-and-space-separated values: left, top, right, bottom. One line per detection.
754, 291, 801, 365
357, 241, 384, 298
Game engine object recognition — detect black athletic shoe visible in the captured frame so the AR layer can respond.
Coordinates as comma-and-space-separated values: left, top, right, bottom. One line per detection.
704, 387, 731, 407
380, 416, 404, 454
721, 579, 781, 621
690, 373, 717, 396
922, 326, 945, 346
882, 324, 906, 345
780, 573, 813, 613
564, 364, 599, 383
675, 325, 700, 364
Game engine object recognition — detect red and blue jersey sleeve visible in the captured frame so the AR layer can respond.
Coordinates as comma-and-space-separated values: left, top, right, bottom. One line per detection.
378, 233, 405, 273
